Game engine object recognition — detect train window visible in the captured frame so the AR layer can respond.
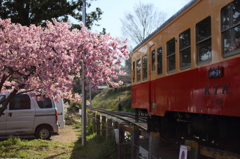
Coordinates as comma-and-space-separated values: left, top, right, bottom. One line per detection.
167, 38, 176, 73
196, 16, 212, 65
179, 29, 191, 70
142, 55, 148, 81
136, 59, 141, 82
132, 61, 135, 82
152, 50, 155, 71
157, 47, 163, 75
222, 0, 240, 57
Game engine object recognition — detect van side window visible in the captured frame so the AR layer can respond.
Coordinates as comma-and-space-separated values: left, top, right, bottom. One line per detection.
222, 0, 240, 57
167, 38, 176, 73
37, 96, 53, 108
179, 29, 191, 70
9, 94, 30, 110
196, 16, 212, 65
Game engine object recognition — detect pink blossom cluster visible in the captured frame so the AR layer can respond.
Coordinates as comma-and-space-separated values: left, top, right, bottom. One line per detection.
0, 19, 129, 102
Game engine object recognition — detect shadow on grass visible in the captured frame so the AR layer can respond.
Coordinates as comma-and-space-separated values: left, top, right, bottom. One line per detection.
45, 152, 72, 159
70, 134, 117, 159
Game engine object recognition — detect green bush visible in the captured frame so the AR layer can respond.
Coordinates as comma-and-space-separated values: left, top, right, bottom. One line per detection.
69, 102, 81, 111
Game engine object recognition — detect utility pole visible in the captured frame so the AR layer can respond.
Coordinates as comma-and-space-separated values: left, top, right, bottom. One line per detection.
89, 85, 92, 110
82, 0, 86, 147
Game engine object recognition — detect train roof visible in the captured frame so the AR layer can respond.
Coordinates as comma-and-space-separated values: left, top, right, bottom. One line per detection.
131, 0, 198, 53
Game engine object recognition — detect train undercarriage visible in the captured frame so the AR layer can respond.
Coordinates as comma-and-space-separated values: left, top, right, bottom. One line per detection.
137, 109, 240, 153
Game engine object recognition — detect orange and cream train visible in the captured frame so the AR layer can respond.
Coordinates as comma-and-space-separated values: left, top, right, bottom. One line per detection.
131, 0, 240, 144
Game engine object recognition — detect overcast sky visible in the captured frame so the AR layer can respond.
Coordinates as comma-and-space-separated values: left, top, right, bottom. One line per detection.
84, 0, 192, 39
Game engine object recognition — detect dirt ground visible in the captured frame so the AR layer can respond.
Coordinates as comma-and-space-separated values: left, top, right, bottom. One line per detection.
51, 101, 81, 143
51, 125, 80, 142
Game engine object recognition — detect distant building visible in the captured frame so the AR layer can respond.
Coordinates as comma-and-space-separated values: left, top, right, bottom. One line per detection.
118, 75, 131, 85
97, 75, 131, 90
97, 85, 109, 90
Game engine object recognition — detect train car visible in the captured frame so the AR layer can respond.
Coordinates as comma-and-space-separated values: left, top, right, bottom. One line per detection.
131, 0, 240, 146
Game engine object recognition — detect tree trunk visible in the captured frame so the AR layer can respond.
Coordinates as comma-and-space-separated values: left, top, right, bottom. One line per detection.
0, 89, 18, 116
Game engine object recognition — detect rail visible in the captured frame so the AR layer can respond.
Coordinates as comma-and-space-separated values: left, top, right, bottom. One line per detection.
91, 107, 147, 130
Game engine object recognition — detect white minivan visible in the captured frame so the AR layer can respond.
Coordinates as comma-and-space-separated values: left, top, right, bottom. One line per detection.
0, 94, 59, 139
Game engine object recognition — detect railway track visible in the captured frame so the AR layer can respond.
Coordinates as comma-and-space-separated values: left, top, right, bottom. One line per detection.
90, 107, 240, 159
91, 107, 147, 130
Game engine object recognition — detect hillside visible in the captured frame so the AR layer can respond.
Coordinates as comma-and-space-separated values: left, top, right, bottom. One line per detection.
91, 85, 133, 112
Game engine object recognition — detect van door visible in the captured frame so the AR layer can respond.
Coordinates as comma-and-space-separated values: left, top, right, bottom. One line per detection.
55, 99, 65, 128
0, 95, 7, 135
6, 94, 35, 135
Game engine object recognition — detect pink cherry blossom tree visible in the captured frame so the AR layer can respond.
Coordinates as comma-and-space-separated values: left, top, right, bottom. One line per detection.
0, 19, 128, 116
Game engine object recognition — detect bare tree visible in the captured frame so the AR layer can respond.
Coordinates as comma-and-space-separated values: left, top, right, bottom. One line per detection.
124, 57, 132, 75
120, 2, 167, 47
120, 2, 166, 78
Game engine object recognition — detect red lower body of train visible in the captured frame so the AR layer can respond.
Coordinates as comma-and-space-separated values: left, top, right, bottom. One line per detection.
132, 57, 240, 146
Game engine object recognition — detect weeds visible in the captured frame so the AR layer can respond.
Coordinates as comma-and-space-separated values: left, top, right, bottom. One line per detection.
93, 136, 117, 159
0, 136, 21, 146
87, 121, 93, 135
75, 123, 81, 129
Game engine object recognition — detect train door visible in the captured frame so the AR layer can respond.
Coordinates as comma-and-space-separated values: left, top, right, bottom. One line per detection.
149, 47, 157, 115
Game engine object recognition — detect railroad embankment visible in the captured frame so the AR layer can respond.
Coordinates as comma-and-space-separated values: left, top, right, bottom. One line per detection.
92, 85, 132, 112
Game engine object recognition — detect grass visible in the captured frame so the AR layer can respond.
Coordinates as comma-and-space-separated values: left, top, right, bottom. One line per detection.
0, 124, 117, 159
0, 137, 73, 158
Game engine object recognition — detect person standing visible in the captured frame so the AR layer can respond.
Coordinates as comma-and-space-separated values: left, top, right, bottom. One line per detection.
118, 98, 122, 111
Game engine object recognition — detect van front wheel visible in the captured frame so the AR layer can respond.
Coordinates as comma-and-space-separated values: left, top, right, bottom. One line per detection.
35, 126, 51, 140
